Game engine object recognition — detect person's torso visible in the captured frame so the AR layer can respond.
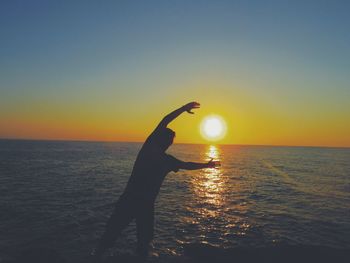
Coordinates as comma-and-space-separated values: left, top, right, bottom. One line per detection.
123, 144, 172, 203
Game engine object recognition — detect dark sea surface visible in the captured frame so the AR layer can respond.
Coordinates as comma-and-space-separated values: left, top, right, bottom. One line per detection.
0, 140, 349, 262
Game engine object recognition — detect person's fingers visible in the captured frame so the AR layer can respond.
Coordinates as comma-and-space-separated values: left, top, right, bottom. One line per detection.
192, 102, 200, 107
185, 102, 200, 110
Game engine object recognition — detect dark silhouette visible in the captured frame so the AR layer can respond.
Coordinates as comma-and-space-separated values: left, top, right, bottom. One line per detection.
91, 102, 220, 261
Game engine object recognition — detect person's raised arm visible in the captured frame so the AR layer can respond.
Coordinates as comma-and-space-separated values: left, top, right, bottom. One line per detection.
179, 158, 221, 170
153, 102, 200, 132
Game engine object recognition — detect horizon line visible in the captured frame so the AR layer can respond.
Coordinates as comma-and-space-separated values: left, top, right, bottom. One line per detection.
0, 137, 349, 149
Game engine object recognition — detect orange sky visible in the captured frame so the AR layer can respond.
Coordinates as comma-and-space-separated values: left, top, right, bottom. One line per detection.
1, 81, 349, 147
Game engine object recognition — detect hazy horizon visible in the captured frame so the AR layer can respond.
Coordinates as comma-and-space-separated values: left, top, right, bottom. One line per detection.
1, 137, 349, 149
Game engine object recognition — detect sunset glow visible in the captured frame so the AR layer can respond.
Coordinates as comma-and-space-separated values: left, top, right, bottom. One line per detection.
0, 1, 349, 147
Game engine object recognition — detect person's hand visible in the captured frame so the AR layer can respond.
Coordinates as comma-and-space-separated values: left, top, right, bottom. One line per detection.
207, 158, 221, 168
183, 102, 200, 114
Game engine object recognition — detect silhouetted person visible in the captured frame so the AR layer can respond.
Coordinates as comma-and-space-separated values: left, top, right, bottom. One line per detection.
92, 102, 220, 261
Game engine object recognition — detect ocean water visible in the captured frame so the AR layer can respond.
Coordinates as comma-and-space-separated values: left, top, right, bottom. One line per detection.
0, 140, 349, 261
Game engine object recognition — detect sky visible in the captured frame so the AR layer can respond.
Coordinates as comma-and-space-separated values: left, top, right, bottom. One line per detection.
0, 0, 349, 147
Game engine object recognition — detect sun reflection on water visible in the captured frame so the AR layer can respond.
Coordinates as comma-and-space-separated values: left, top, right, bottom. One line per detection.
187, 145, 252, 242
191, 145, 226, 213
202, 145, 224, 206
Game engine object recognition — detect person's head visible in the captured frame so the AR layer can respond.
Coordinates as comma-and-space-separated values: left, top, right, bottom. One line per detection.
156, 128, 175, 151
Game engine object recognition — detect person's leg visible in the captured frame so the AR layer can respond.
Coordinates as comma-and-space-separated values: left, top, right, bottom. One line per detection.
135, 204, 155, 261
93, 195, 135, 258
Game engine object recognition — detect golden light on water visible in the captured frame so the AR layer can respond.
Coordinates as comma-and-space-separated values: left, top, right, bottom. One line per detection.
188, 145, 251, 239
200, 115, 227, 142
191, 145, 225, 209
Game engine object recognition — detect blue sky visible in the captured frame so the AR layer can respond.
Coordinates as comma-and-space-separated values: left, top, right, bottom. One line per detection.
0, 0, 349, 146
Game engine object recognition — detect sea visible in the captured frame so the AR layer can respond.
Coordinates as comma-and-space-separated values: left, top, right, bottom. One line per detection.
0, 140, 349, 262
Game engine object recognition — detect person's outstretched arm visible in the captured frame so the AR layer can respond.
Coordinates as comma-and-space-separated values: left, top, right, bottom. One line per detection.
153, 102, 200, 132
179, 158, 221, 170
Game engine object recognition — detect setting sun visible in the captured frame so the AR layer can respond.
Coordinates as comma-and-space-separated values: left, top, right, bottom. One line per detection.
200, 115, 227, 142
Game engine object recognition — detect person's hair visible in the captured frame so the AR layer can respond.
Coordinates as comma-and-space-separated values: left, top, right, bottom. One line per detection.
157, 128, 175, 151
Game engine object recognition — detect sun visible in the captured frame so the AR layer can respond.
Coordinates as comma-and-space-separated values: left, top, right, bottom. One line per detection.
200, 115, 227, 141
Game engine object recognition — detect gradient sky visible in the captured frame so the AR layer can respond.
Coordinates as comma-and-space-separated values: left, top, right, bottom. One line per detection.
1, 0, 349, 147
